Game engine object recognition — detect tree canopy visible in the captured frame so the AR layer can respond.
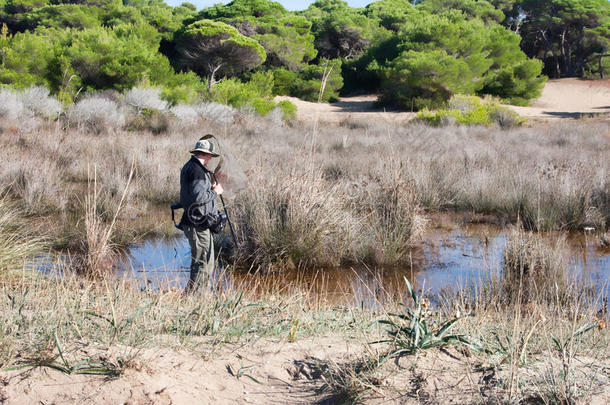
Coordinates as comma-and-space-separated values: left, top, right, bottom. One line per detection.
517, 0, 610, 78
2, 0, 605, 111
175, 19, 266, 90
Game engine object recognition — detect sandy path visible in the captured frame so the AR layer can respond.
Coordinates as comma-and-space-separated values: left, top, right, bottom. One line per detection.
275, 94, 416, 123
276, 78, 610, 122
0, 336, 362, 405
510, 78, 610, 119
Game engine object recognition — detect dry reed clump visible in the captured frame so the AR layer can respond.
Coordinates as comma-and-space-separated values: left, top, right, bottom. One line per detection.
354, 164, 426, 266
501, 227, 571, 305
232, 151, 425, 270
70, 165, 134, 278
0, 193, 44, 274
234, 166, 352, 270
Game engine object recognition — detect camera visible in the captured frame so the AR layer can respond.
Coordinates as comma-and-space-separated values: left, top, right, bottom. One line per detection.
207, 211, 227, 234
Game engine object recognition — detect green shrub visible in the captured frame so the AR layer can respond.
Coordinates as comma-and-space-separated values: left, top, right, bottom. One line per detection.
211, 72, 274, 108
271, 68, 297, 96
249, 97, 275, 116
277, 99, 296, 120
208, 71, 297, 118
414, 95, 524, 127
487, 104, 526, 128
271, 60, 343, 103
160, 72, 205, 106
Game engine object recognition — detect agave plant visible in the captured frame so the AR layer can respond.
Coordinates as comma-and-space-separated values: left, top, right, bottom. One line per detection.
376, 278, 484, 358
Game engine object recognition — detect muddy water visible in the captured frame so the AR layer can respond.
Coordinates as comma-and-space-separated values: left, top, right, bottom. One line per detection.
119, 216, 609, 305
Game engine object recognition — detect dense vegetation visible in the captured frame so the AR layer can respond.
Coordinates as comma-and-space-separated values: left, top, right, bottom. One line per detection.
1, 0, 609, 110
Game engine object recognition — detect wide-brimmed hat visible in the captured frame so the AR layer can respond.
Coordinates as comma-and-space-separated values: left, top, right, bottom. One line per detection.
189, 139, 220, 156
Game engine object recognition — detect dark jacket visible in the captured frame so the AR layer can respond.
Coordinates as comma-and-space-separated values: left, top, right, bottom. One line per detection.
179, 156, 218, 228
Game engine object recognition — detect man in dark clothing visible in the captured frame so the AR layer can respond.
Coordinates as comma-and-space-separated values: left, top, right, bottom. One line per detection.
180, 138, 223, 292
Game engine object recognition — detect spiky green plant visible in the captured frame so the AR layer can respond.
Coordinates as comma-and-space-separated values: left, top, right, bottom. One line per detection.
377, 278, 485, 357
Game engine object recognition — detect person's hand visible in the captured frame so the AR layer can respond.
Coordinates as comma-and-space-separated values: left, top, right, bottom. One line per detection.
212, 183, 224, 195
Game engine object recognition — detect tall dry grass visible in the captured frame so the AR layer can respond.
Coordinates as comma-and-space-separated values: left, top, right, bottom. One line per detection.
72, 164, 134, 277
234, 166, 353, 270
501, 227, 570, 304
0, 193, 44, 274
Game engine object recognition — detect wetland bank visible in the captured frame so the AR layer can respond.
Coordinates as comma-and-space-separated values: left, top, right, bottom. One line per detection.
1, 110, 609, 403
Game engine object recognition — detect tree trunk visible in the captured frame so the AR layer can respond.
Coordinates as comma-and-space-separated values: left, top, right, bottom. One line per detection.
207, 64, 223, 92
576, 25, 585, 77
540, 29, 561, 78
207, 73, 214, 92
561, 27, 570, 76
600, 54, 610, 79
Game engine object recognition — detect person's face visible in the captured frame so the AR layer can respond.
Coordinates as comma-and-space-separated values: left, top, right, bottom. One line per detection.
194, 152, 212, 164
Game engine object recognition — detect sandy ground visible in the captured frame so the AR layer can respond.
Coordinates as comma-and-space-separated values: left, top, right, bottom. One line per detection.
277, 78, 610, 123
510, 78, 610, 119
276, 94, 415, 124
2, 335, 608, 404
0, 336, 360, 405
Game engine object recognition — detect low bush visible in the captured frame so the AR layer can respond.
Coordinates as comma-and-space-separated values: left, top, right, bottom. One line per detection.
124, 87, 167, 113
415, 95, 525, 127
0, 87, 62, 120
169, 104, 199, 129
0, 89, 24, 120
66, 96, 125, 134
20, 86, 63, 118
197, 102, 235, 125
277, 99, 297, 120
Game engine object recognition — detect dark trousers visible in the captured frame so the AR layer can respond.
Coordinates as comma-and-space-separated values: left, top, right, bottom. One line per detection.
183, 225, 215, 292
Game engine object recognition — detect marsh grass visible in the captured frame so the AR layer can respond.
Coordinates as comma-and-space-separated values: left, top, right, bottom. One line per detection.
0, 104, 608, 402
73, 164, 134, 277
0, 115, 608, 274
234, 166, 352, 270
502, 226, 570, 305
0, 193, 44, 274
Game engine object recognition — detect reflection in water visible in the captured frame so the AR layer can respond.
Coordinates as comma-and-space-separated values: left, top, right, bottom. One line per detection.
119, 220, 609, 305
